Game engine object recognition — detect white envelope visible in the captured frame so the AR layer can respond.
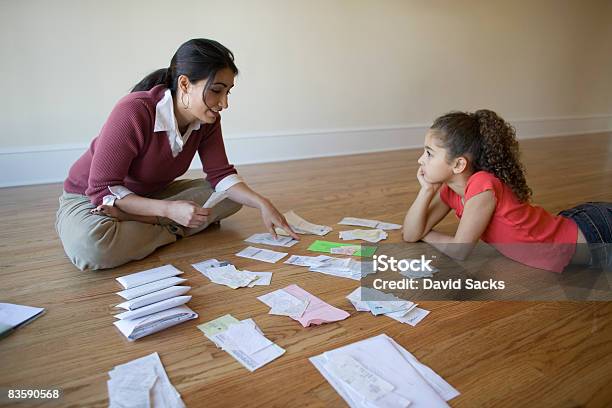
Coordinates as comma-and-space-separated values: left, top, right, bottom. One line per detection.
113, 305, 198, 342
115, 286, 191, 311
114, 296, 191, 320
116, 277, 188, 300
116, 265, 184, 289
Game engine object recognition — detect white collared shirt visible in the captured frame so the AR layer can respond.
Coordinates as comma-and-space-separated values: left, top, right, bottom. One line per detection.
101, 89, 243, 206
154, 89, 202, 158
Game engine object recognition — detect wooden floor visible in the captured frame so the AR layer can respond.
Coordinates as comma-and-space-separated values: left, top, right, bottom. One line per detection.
1, 133, 611, 407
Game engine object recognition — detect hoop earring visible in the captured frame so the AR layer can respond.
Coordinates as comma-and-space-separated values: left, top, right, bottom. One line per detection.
180, 93, 190, 109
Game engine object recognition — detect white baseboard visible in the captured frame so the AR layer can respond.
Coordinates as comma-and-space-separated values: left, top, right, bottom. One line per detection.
0, 115, 610, 188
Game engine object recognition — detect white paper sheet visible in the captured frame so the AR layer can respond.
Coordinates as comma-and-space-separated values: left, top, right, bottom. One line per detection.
245, 233, 299, 248
310, 334, 459, 408
339, 217, 402, 231
258, 289, 310, 318
275, 210, 332, 236
236, 246, 288, 263
108, 352, 185, 408
201, 316, 285, 372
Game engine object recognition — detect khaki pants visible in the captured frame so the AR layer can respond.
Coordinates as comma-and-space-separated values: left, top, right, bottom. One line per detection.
55, 179, 242, 271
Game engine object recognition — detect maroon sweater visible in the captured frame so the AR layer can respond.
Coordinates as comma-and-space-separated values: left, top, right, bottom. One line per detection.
64, 85, 238, 205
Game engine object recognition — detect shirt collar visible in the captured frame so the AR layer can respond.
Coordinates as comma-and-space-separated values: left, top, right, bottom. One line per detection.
154, 89, 202, 133
154, 89, 202, 156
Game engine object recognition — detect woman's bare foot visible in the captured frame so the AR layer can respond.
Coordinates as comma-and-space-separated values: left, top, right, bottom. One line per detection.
90, 205, 131, 221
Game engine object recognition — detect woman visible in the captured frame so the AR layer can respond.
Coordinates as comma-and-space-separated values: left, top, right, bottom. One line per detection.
56, 38, 298, 271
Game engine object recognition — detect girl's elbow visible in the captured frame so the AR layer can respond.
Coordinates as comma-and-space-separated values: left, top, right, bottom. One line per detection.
402, 231, 421, 243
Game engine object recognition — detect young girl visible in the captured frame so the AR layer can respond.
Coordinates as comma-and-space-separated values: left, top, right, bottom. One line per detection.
56, 39, 298, 271
403, 109, 611, 272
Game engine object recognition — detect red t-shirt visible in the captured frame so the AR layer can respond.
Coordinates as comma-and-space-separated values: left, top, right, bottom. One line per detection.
439, 171, 578, 272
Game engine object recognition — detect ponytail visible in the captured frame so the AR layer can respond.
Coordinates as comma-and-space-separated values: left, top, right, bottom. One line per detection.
431, 109, 532, 203
473, 109, 532, 202
131, 68, 170, 92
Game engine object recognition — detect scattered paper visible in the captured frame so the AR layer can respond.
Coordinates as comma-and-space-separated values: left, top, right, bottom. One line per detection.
192, 258, 231, 272
107, 352, 185, 408
275, 210, 332, 236
242, 271, 273, 287
339, 229, 388, 243
387, 307, 430, 327
339, 217, 401, 230
258, 289, 310, 318
346, 287, 429, 326
398, 262, 439, 279
197, 314, 240, 337
236, 246, 288, 263
224, 322, 274, 355
308, 240, 377, 257
258, 285, 350, 327
199, 315, 285, 372
308, 257, 375, 281
203, 265, 259, 289
195, 260, 273, 289
284, 254, 333, 267
331, 245, 360, 255
310, 334, 460, 407
324, 354, 395, 402
245, 233, 298, 248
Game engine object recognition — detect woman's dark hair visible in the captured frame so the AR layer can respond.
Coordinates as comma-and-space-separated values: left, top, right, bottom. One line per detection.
431, 109, 532, 203
131, 38, 238, 102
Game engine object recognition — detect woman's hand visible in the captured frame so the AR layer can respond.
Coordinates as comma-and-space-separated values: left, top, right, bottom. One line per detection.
417, 166, 442, 193
165, 200, 211, 228
259, 200, 300, 240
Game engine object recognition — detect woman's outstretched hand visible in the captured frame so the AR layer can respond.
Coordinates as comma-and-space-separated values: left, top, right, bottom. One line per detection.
259, 200, 300, 240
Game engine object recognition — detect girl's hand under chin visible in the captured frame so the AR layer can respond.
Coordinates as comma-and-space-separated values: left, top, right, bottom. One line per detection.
417, 166, 442, 193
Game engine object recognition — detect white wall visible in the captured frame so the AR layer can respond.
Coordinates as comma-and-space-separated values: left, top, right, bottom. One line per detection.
1, 0, 611, 186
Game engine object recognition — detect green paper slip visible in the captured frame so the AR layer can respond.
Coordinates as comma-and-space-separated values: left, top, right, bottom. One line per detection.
307, 240, 377, 257
197, 314, 240, 336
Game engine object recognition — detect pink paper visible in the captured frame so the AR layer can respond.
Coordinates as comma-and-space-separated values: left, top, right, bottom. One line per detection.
282, 284, 350, 327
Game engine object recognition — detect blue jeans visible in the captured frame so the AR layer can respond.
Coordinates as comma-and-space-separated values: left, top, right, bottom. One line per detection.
559, 202, 612, 269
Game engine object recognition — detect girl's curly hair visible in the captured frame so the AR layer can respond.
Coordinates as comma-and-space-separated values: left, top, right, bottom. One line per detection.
431, 109, 532, 203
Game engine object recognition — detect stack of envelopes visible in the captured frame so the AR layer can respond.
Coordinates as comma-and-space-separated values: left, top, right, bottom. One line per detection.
113, 265, 197, 341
